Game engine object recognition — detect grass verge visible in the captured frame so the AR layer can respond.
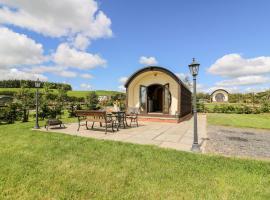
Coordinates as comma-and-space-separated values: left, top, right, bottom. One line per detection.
207, 113, 270, 130
0, 120, 269, 199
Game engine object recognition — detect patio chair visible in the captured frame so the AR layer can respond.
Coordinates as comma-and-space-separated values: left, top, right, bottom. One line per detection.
126, 107, 139, 127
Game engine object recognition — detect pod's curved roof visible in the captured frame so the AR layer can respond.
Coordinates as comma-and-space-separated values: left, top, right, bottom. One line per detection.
124, 66, 190, 91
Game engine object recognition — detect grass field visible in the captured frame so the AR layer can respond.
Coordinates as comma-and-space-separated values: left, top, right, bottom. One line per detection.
0, 120, 270, 199
67, 90, 122, 98
0, 88, 122, 98
208, 113, 270, 129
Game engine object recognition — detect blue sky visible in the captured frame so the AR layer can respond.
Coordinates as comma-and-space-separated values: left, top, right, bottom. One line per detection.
0, 0, 270, 93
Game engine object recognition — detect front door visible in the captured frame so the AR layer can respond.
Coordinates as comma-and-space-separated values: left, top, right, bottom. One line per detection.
163, 83, 170, 114
139, 85, 147, 113
139, 84, 171, 114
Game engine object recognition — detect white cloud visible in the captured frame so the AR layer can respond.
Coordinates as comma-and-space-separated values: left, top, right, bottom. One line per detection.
216, 75, 270, 87
24, 65, 77, 78
175, 73, 191, 81
57, 71, 77, 78
54, 43, 106, 69
139, 56, 158, 66
80, 73, 93, 79
118, 85, 126, 91
175, 73, 186, 80
0, 27, 45, 68
208, 54, 270, 77
118, 76, 128, 91
80, 83, 92, 90
119, 76, 128, 84
0, 0, 113, 82
73, 34, 91, 50
0, 0, 112, 49
244, 87, 268, 93
0, 68, 47, 81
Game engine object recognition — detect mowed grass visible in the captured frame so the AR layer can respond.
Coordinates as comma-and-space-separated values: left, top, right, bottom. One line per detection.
0, 88, 122, 98
67, 90, 122, 98
208, 113, 270, 129
0, 121, 270, 199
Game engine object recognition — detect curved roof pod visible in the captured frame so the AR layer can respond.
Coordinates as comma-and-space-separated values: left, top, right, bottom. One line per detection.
210, 89, 229, 96
124, 66, 191, 91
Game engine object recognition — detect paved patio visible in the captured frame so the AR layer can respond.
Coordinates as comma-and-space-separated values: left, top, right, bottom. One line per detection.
40, 114, 207, 152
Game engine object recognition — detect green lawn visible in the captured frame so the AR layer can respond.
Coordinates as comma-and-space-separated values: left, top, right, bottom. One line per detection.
67, 90, 122, 98
0, 88, 122, 98
208, 113, 270, 129
0, 120, 270, 199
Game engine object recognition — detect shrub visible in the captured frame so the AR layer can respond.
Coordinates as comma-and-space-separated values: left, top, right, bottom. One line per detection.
197, 102, 207, 113
68, 103, 81, 118
260, 102, 269, 113
242, 105, 252, 114
86, 91, 99, 110
49, 104, 63, 119
0, 103, 21, 123
252, 107, 261, 114
40, 103, 51, 120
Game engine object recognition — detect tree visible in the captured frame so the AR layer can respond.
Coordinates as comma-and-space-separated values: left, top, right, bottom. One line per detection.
86, 91, 99, 110
15, 84, 34, 122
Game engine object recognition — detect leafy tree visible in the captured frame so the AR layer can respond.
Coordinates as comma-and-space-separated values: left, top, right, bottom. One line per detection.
0, 103, 20, 124
68, 103, 81, 117
86, 91, 99, 110
15, 84, 34, 122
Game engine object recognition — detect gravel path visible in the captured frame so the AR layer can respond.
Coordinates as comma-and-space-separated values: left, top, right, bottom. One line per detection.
205, 125, 270, 160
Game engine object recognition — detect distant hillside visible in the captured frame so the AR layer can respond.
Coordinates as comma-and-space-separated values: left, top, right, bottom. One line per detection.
0, 88, 123, 98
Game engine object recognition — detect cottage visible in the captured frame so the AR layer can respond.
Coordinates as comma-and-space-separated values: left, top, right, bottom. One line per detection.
125, 66, 192, 123
211, 89, 229, 102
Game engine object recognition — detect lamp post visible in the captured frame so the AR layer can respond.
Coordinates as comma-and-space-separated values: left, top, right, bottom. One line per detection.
189, 58, 200, 152
34, 78, 41, 129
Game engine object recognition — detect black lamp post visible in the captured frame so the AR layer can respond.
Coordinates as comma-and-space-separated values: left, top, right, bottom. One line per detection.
34, 78, 41, 129
189, 58, 200, 152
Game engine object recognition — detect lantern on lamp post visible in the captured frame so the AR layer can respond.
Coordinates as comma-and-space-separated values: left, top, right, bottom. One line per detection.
34, 78, 41, 129
188, 58, 200, 152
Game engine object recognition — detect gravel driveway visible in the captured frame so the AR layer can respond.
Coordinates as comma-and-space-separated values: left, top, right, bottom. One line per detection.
205, 125, 270, 160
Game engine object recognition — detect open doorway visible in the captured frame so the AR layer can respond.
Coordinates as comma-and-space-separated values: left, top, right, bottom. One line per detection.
139, 83, 171, 114
147, 84, 163, 113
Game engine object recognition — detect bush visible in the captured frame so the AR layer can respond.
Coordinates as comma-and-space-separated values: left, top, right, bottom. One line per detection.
38, 103, 64, 120
40, 103, 51, 120
197, 102, 207, 113
205, 103, 264, 114
68, 103, 81, 118
86, 91, 99, 110
260, 102, 269, 113
243, 105, 253, 114
49, 104, 63, 119
0, 103, 21, 123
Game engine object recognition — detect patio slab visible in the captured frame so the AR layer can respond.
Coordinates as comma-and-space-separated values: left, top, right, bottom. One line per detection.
39, 114, 207, 152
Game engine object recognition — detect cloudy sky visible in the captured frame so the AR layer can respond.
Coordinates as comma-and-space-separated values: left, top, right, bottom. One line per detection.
0, 0, 270, 93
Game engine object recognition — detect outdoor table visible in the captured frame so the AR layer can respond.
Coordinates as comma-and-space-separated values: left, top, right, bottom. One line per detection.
112, 111, 129, 129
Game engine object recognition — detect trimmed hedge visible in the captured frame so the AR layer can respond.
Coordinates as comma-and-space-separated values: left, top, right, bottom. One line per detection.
198, 102, 269, 114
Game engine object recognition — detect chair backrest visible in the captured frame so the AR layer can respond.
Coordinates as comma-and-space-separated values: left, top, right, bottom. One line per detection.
127, 107, 139, 114
103, 106, 115, 113
75, 110, 106, 117
76, 110, 107, 122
